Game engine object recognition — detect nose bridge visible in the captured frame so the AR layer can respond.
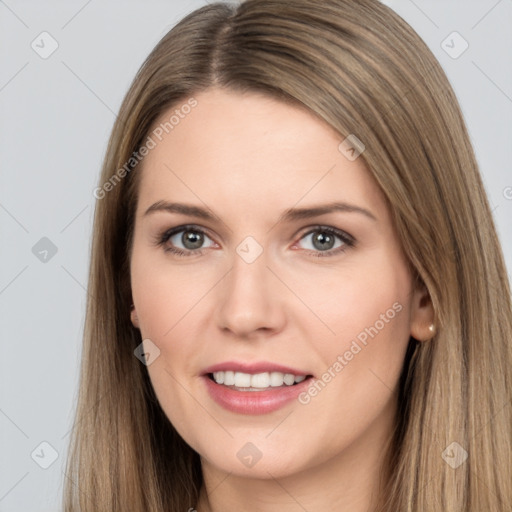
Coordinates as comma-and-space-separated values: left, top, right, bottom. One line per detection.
230, 242, 268, 295
215, 238, 285, 336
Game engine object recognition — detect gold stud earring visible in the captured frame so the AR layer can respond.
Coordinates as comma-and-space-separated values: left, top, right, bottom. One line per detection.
429, 324, 436, 335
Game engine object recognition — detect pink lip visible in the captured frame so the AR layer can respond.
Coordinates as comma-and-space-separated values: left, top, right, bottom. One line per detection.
203, 376, 313, 414
201, 361, 313, 415
202, 361, 311, 376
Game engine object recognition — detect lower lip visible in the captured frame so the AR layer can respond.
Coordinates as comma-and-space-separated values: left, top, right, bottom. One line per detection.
203, 375, 313, 414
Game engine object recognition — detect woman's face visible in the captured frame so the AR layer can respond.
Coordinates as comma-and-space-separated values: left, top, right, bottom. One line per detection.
129, 87, 431, 479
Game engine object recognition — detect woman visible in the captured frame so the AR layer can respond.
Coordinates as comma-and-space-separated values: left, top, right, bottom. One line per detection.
64, 0, 512, 510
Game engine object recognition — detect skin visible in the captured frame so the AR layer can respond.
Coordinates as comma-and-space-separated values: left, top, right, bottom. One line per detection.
129, 87, 434, 512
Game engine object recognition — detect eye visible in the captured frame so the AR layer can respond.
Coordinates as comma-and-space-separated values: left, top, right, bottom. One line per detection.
156, 225, 217, 257
155, 224, 355, 258
294, 226, 354, 257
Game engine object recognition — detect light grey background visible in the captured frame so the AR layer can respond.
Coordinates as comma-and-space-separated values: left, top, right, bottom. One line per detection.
1, 1, 511, 510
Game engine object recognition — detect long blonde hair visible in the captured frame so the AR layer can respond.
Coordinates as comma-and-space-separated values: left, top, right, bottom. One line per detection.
63, 0, 512, 510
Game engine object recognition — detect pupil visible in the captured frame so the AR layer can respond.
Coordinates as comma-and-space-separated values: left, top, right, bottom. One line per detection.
313, 232, 334, 251
182, 231, 204, 250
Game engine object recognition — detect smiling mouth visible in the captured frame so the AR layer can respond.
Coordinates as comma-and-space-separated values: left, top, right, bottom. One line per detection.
207, 371, 313, 391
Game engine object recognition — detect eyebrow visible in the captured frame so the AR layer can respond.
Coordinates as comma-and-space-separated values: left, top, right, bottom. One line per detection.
143, 200, 377, 223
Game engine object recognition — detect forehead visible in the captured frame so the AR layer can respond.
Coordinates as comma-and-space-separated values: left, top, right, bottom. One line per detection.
135, 88, 386, 219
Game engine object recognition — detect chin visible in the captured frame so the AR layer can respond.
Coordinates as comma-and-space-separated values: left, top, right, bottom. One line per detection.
193, 432, 323, 480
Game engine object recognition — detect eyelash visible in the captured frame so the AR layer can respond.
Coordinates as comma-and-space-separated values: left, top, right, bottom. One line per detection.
155, 224, 355, 258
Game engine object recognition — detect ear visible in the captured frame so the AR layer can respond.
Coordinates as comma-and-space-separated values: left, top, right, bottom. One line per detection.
410, 282, 435, 341
130, 304, 140, 329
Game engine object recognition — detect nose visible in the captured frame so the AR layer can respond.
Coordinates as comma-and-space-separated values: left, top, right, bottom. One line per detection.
215, 247, 287, 339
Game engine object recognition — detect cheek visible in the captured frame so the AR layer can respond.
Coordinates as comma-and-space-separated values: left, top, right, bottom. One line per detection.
130, 245, 216, 339
284, 250, 411, 352
130, 248, 217, 430
292, 259, 410, 420
292, 252, 413, 414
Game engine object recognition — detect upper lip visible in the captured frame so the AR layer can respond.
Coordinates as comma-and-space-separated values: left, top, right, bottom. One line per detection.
202, 361, 312, 376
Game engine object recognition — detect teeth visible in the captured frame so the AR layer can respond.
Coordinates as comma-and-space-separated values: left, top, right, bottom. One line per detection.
283, 373, 295, 385
211, 371, 307, 389
251, 372, 270, 388
234, 372, 251, 387
213, 371, 224, 384
270, 371, 285, 387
